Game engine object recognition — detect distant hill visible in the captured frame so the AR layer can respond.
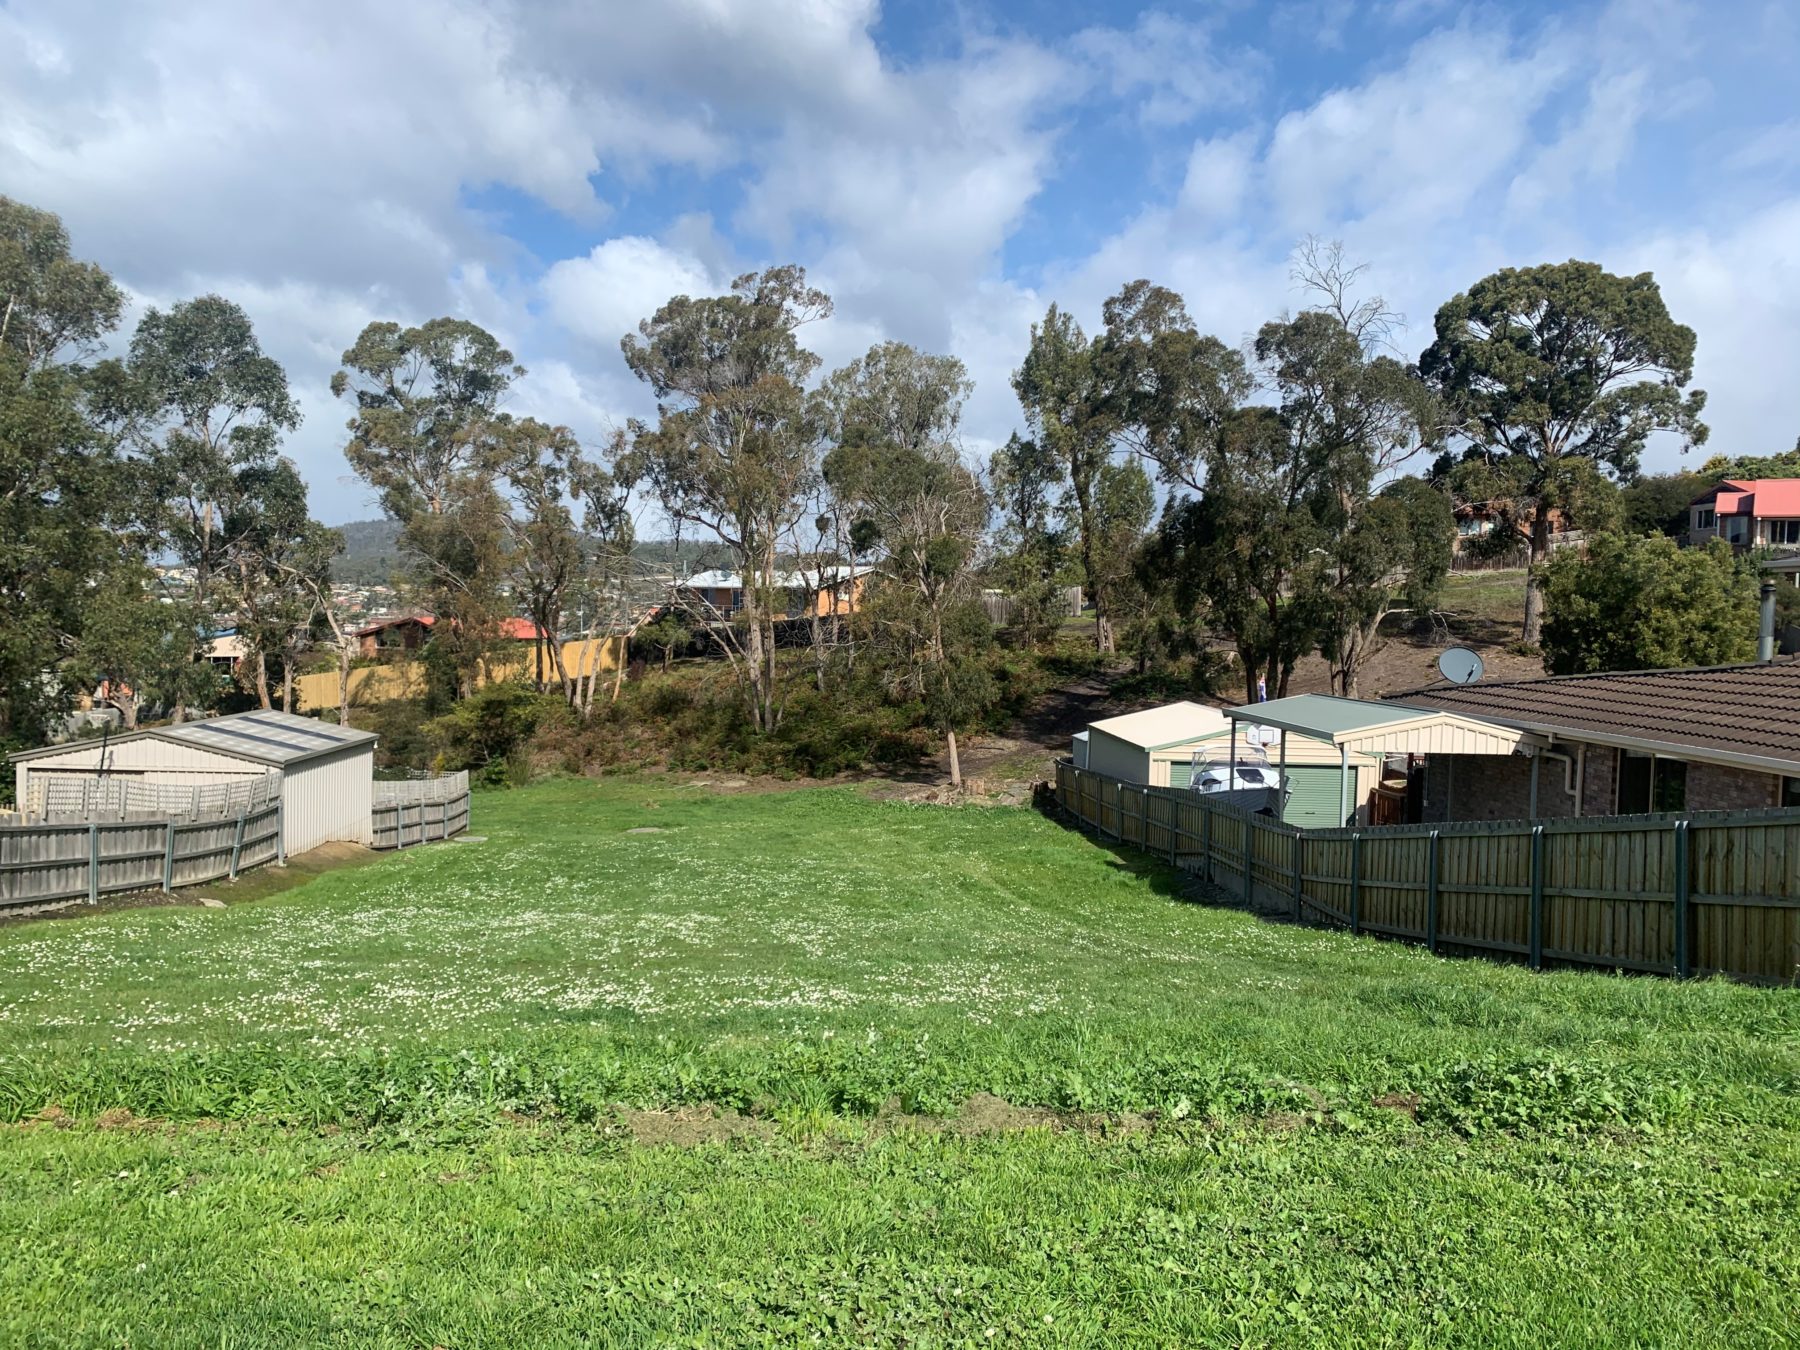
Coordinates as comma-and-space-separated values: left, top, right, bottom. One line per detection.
328, 519, 406, 585
327, 519, 734, 585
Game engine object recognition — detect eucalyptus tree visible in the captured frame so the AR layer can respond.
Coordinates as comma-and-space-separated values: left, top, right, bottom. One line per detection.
223, 457, 327, 710
617, 266, 831, 733
492, 417, 630, 702
334, 317, 522, 695
817, 340, 995, 784
1013, 305, 1119, 650
1095, 280, 1250, 493
0, 196, 139, 758
124, 295, 300, 718
1420, 261, 1708, 644
985, 432, 1066, 647
1252, 304, 1448, 698
817, 341, 975, 685
1149, 408, 1332, 704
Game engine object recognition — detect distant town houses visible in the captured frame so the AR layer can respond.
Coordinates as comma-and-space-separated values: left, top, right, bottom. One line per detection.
675, 564, 874, 619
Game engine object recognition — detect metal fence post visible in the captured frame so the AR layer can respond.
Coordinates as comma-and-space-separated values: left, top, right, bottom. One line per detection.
1425, 829, 1441, 955
1291, 829, 1303, 916
229, 810, 247, 881
1673, 819, 1691, 978
1528, 824, 1546, 970
275, 798, 287, 866
87, 822, 99, 904
1349, 832, 1362, 934
162, 820, 176, 893
1200, 802, 1213, 882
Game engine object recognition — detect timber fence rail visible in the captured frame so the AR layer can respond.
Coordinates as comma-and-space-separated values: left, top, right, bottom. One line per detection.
0, 797, 282, 911
1054, 760, 1800, 983
372, 772, 470, 850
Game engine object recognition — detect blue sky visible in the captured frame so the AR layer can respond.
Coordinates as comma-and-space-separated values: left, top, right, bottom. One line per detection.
3, 0, 1798, 523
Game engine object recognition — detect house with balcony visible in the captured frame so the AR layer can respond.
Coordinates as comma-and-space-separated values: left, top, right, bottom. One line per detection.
1688, 479, 1800, 552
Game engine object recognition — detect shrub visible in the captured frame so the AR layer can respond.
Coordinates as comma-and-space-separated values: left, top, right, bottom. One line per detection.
425, 682, 569, 786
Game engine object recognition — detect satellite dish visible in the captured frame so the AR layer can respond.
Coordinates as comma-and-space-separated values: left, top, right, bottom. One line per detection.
1438, 647, 1485, 685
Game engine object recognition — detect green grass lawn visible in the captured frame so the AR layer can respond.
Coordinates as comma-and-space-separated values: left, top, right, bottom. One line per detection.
2, 778, 1797, 1346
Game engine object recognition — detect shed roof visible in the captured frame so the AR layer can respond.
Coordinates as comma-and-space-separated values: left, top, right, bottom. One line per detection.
11, 709, 377, 769
1387, 658, 1800, 775
1224, 693, 1535, 757
1087, 701, 1229, 750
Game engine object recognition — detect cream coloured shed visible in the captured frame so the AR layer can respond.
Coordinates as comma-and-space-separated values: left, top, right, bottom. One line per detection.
11, 710, 377, 855
1084, 702, 1234, 786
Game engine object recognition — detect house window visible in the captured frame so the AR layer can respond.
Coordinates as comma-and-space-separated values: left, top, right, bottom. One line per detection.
1784, 778, 1800, 809
731, 589, 744, 611
1694, 508, 1715, 529
1768, 519, 1800, 546
1617, 751, 1687, 815
1723, 516, 1749, 543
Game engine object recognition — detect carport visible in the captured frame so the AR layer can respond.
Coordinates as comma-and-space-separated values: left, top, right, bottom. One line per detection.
1224, 694, 1538, 827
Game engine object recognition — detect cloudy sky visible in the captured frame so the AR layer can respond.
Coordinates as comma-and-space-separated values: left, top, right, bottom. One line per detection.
3, 0, 1797, 523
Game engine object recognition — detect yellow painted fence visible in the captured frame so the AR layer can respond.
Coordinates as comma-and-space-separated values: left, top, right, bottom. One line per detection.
293, 636, 625, 713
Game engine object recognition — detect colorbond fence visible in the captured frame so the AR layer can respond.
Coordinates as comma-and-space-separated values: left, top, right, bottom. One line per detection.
22, 773, 281, 824
371, 773, 471, 850
1054, 760, 1800, 984
0, 799, 282, 911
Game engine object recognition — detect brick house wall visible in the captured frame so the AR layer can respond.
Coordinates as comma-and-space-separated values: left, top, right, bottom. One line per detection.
1423, 746, 1781, 822
1421, 753, 1577, 823
1580, 746, 1617, 817
1686, 760, 1780, 811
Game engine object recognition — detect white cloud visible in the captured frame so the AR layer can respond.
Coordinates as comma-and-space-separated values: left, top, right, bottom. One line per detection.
1071, 11, 1261, 125
1179, 132, 1261, 224
1, 0, 1792, 519
542, 237, 722, 351
1623, 199, 1800, 465
1264, 26, 1574, 234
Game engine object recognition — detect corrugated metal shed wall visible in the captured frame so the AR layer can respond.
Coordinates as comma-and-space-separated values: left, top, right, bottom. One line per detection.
278, 743, 375, 853
13, 713, 377, 855
16, 739, 266, 808
1086, 729, 1150, 783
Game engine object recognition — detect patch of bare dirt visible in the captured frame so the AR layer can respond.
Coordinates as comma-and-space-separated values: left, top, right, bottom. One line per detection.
1371, 1092, 1419, 1120
613, 1106, 776, 1147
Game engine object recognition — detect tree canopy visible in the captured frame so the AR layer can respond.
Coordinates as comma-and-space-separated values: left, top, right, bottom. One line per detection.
1420, 260, 1708, 644
1539, 534, 1758, 676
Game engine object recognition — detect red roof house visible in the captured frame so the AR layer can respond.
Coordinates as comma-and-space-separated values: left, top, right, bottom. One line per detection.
1690, 479, 1800, 552
355, 614, 543, 659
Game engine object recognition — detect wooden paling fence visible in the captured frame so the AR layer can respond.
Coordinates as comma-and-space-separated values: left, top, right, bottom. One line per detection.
1054, 761, 1800, 983
371, 773, 471, 850
0, 799, 283, 911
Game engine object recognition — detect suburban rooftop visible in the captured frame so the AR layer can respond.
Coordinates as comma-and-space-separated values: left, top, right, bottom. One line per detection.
1388, 657, 1800, 773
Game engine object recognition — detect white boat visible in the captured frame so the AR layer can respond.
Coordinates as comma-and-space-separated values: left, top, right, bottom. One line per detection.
1188, 744, 1289, 815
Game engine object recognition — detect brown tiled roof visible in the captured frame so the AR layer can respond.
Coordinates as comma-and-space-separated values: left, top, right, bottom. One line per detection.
1386, 658, 1800, 774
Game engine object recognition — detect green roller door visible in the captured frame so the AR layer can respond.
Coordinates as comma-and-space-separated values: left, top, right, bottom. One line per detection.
1282, 764, 1353, 829
1168, 761, 1193, 789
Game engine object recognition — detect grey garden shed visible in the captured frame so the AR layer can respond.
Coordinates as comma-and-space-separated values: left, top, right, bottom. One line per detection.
11, 709, 377, 855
